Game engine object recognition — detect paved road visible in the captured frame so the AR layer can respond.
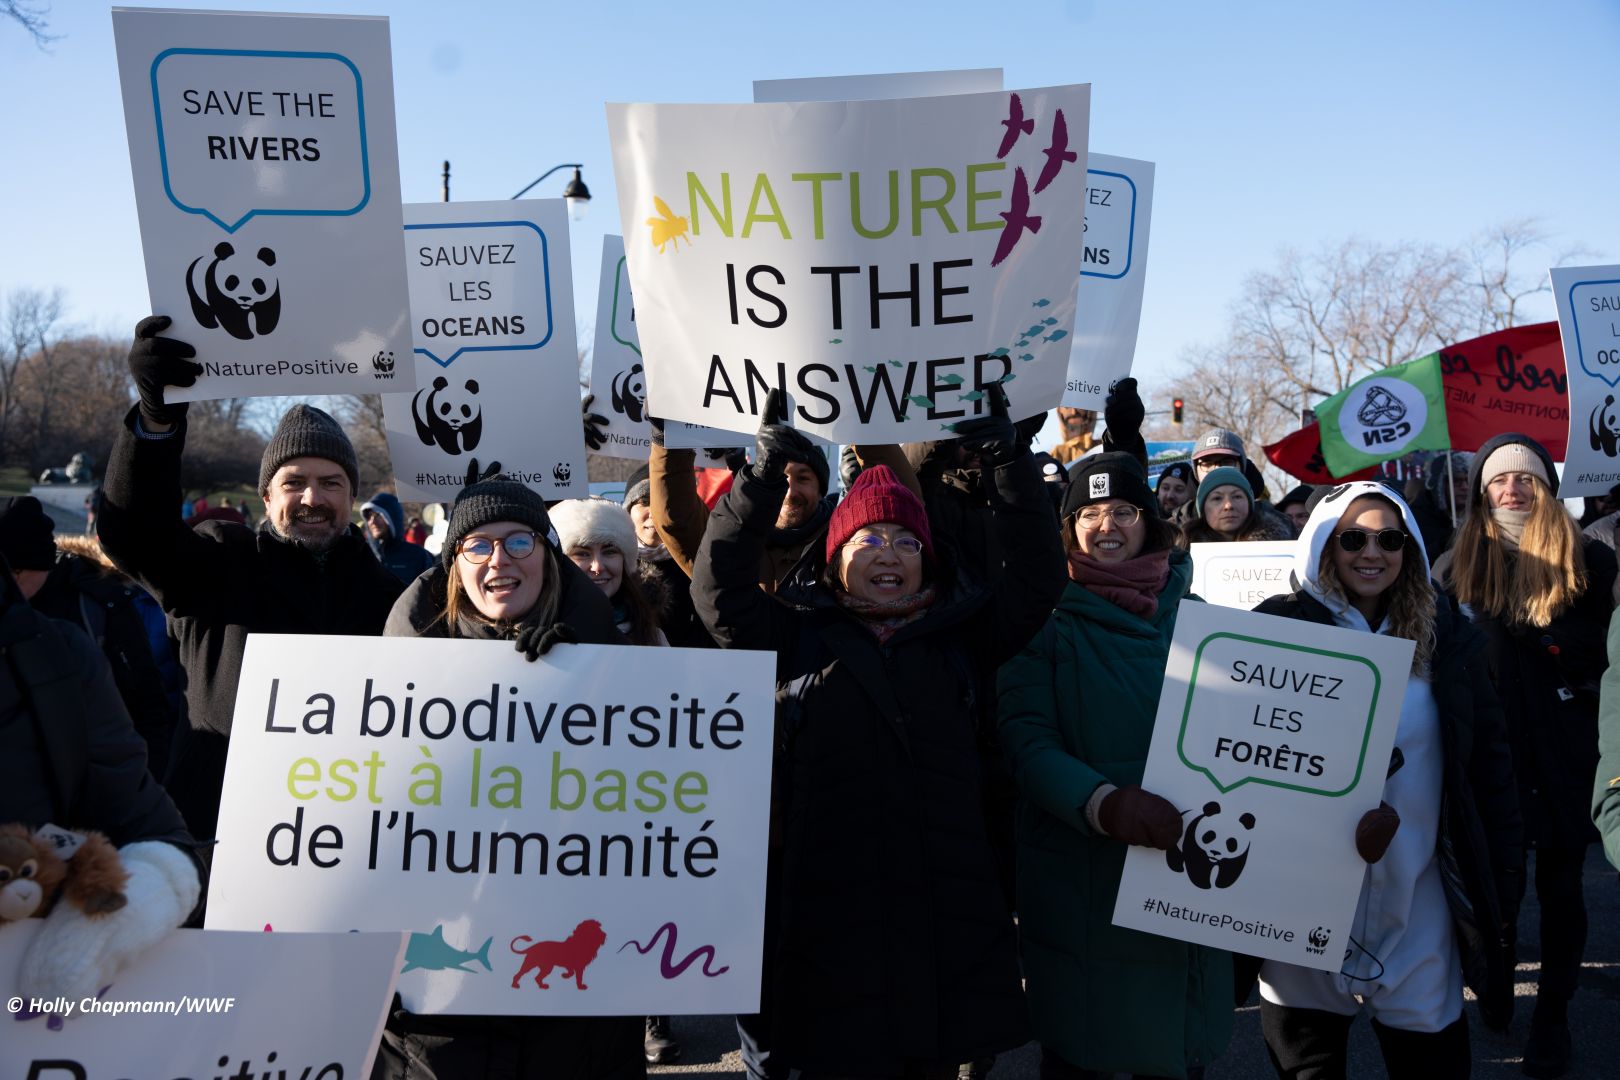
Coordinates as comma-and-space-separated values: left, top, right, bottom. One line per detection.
654, 847, 1619, 1078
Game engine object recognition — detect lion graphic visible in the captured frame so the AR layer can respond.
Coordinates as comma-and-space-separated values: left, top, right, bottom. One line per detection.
510, 919, 607, 990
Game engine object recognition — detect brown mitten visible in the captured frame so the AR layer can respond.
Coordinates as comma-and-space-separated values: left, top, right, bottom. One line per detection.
1355, 802, 1401, 863
1098, 785, 1184, 850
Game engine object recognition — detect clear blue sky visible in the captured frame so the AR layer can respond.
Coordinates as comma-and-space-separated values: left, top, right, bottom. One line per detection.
3, 0, 1617, 422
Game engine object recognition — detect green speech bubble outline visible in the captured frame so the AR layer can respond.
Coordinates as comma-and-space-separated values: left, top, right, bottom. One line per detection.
610, 256, 640, 358
1175, 631, 1381, 797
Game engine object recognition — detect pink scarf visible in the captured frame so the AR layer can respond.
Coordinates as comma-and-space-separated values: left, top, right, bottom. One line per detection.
1066, 549, 1171, 618
835, 585, 937, 644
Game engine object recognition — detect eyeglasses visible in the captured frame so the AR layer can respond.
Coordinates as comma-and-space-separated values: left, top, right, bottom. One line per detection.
843, 533, 924, 558
1076, 505, 1142, 529
1334, 528, 1407, 553
458, 531, 539, 564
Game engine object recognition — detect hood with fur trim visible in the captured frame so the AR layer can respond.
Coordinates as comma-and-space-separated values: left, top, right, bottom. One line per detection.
1293, 480, 1429, 620
549, 497, 639, 560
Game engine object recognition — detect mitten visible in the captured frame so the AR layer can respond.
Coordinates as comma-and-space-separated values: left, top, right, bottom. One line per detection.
1355, 802, 1401, 863
1096, 785, 1184, 850
18, 841, 200, 1008
514, 622, 577, 661
1103, 377, 1146, 438
127, 316, 202, 427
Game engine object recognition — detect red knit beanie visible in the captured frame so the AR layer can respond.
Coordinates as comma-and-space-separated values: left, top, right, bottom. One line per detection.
824, 465, 935, 567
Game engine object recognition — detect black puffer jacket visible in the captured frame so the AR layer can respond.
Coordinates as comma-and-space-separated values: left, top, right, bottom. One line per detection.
1253, 588, 1524, 1023
692, 452, 1065, 1074
99, 406, 404, 842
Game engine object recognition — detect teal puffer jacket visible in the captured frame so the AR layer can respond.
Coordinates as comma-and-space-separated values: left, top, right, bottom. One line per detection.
997, 551, 1232, 1078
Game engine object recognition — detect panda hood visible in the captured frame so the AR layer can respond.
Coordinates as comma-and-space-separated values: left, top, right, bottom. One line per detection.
1293, 481, 1428, 624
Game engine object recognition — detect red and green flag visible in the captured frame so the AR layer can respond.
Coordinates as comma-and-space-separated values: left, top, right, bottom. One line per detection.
1316, 353, 1450, 476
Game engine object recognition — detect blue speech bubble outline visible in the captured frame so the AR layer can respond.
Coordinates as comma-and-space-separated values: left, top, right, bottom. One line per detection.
403, 220, 554, 367
1567, 278, 1620, 389
1174, 631, 1381, 797
1080, 168, 1137, 282
150, 48, 371, 234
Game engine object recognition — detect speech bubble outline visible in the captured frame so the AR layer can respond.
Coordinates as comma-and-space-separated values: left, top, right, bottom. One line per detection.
1175, 631, 1381, 797
1080, 168, 1137, 281
404, 219, 554, 367
150, 48, 371, 234
609, 255, 640, 358
1568, 278, 1620, 388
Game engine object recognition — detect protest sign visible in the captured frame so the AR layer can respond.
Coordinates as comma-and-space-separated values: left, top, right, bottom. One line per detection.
1063, 154, 1154, 409
589, 235, 744, 459
753, 69, 1002, 103
1146, 440, 1194, 485
381, 200, 585, 501
606, 85, 1091, 443
2, 924, 401, 1077
1112, 602, 1410, 970
1552, 265, 1620, 498
1190, 541, 1295, 609
206, 635, 774, 1016
113, 8, 413, 401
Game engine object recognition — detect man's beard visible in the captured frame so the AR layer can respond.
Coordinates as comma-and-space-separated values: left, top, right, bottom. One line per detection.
776, 492, 813, 529
272, 507, 344, 552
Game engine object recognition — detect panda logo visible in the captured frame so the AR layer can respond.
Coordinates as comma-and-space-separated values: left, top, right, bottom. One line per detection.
552, 461, 573, 484
611, 362, 647, 423
185, 242, 280, 340
1590, 395, 1620, 458
1166, 800, 1256, 890
411, 375, 483, 455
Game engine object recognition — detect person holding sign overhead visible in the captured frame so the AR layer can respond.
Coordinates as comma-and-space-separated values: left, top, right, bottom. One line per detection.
997, 452, 1232, 1080
1254, 482, 1521, 1078
1432, 434, 1616, 1078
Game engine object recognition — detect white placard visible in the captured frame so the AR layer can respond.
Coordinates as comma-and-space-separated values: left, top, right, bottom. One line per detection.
1190, 541, 1296, 610
382, 200, 586, 501
753, 69, 1002, 103
1112, 603, 1410, 970
589, 235, 743, 459
1063, 154, 1154, 408
113, 8, 414, 401
607, 86, 1091, 444
1553, 264, 1620, 498
206, 635, 774, 1016
2, 924, 402, 1077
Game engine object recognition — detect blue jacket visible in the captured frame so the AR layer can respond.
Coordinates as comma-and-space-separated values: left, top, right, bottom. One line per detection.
361, 492, 434, 585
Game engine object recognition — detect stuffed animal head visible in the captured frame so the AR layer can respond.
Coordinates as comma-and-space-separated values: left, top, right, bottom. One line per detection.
0, 826, 67, 922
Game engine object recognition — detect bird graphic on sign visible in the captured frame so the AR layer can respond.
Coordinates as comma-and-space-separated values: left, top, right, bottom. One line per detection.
992, 167, 1042, 268
997, 93, 1035, 159
1033, 109, 1078, 194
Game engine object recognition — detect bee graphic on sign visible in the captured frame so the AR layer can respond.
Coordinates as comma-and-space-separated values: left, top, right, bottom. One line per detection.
647, 196, 691, 254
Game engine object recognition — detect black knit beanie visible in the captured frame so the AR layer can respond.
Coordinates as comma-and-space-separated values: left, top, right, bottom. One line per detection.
443, 478, 552, 568
0, 496, 56, 570
258, 404, 359, 495
1061, 452, 1158, 520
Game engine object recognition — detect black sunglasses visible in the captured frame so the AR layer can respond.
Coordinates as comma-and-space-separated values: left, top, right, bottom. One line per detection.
1334, 528, 1407, 553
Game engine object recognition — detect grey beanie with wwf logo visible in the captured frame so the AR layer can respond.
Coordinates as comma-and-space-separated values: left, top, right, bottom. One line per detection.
257, 404, 359, 496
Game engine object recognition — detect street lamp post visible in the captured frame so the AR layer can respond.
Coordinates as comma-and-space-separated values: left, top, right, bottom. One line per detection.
512, 164, 591, 222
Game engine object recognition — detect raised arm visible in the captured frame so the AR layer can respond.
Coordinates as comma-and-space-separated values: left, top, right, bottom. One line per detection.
648, 418, 710, 577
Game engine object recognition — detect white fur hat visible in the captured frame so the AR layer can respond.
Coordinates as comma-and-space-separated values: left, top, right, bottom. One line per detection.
549, 497, 638, 558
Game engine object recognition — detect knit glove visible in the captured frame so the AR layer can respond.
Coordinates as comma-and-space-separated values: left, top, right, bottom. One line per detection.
514, 621, 577, 661
1096, 784, 1184, 850
127, 316, 203, 427
953, 383, 1019, 468
1104, 377, 1146, 438
18, 841, 200, 1009
1355, 802, 1401, 863
581, 395, 608, 452
748, 389, 817, 486
462, 457, 502, 489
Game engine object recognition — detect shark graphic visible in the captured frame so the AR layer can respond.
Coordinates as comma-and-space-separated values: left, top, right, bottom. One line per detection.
402, 925, 494, 974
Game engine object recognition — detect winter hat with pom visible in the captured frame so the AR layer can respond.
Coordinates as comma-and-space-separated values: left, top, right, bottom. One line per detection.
824, 465, 934, 567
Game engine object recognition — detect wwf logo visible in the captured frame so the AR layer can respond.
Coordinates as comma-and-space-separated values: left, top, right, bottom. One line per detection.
372, 350, 396, 380
552, 462, 573, 485
1356, 385, 1406, 427
1305, 926, 1330, 955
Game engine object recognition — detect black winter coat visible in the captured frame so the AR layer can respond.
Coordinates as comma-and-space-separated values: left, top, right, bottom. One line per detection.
692, 453, 1065, 1074
640, 552, 715, 648
99, 407, 403, 841
1253, 590, 1524, 1022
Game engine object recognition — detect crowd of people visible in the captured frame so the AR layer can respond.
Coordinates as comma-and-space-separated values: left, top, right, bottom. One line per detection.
3, 317, 1620, 1080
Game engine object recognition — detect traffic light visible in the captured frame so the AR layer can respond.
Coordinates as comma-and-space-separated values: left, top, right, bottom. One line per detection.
1172, 398, 1184, 426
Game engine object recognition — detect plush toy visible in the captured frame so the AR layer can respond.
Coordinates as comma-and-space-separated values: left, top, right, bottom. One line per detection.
0, 824, 128, 924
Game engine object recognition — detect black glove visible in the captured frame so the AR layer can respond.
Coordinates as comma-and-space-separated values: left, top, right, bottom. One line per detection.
514, 621, 577, 662
462, 458, 502, 489
953, 383, 1019, 468
647, 413, 666, 448
1103, 377, 1145, 438
127, 316, 202, 427
582, 395, 608, 452
749, 388, 817, 486
1097, 785, 1183, 850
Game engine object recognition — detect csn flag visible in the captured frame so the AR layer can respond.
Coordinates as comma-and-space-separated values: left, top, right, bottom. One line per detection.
1316, 354, 1449, 476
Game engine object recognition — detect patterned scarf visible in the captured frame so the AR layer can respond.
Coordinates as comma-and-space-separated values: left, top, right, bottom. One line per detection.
835, 585, 938, 644
1066, 548, 1171, 619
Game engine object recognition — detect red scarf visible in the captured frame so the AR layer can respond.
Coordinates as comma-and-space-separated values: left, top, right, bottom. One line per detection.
835, 585, 937, 644
1066, 548, 1171, 618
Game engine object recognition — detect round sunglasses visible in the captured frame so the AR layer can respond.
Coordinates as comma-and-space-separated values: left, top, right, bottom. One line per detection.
1334, 528, 1407, 553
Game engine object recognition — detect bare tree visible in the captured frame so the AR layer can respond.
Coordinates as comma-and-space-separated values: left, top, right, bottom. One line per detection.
1466, 218, 1591, 333
2, 0, 58, 49
2, 288, 65, 458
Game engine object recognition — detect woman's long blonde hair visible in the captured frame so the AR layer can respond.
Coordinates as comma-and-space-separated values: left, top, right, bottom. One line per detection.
443, 543, 561, 634
1316, 495, 1436, 676
1448, 474, 1585, 628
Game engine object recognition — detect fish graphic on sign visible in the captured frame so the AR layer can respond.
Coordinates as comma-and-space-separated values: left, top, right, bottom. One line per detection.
401, 925, 494, 974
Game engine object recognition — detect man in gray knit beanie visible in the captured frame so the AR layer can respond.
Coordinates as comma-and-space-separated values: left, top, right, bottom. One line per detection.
255, 403, 361, 552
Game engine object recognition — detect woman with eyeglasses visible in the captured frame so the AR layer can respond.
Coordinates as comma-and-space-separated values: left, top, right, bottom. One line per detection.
1179, 466, 1294, 546
377, 477, 645, 1080
998, 453, 1232, 1080
1431, 434, 1615, 1077
691, 389, 1065, 1078
1252, 481, 1521, 1079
